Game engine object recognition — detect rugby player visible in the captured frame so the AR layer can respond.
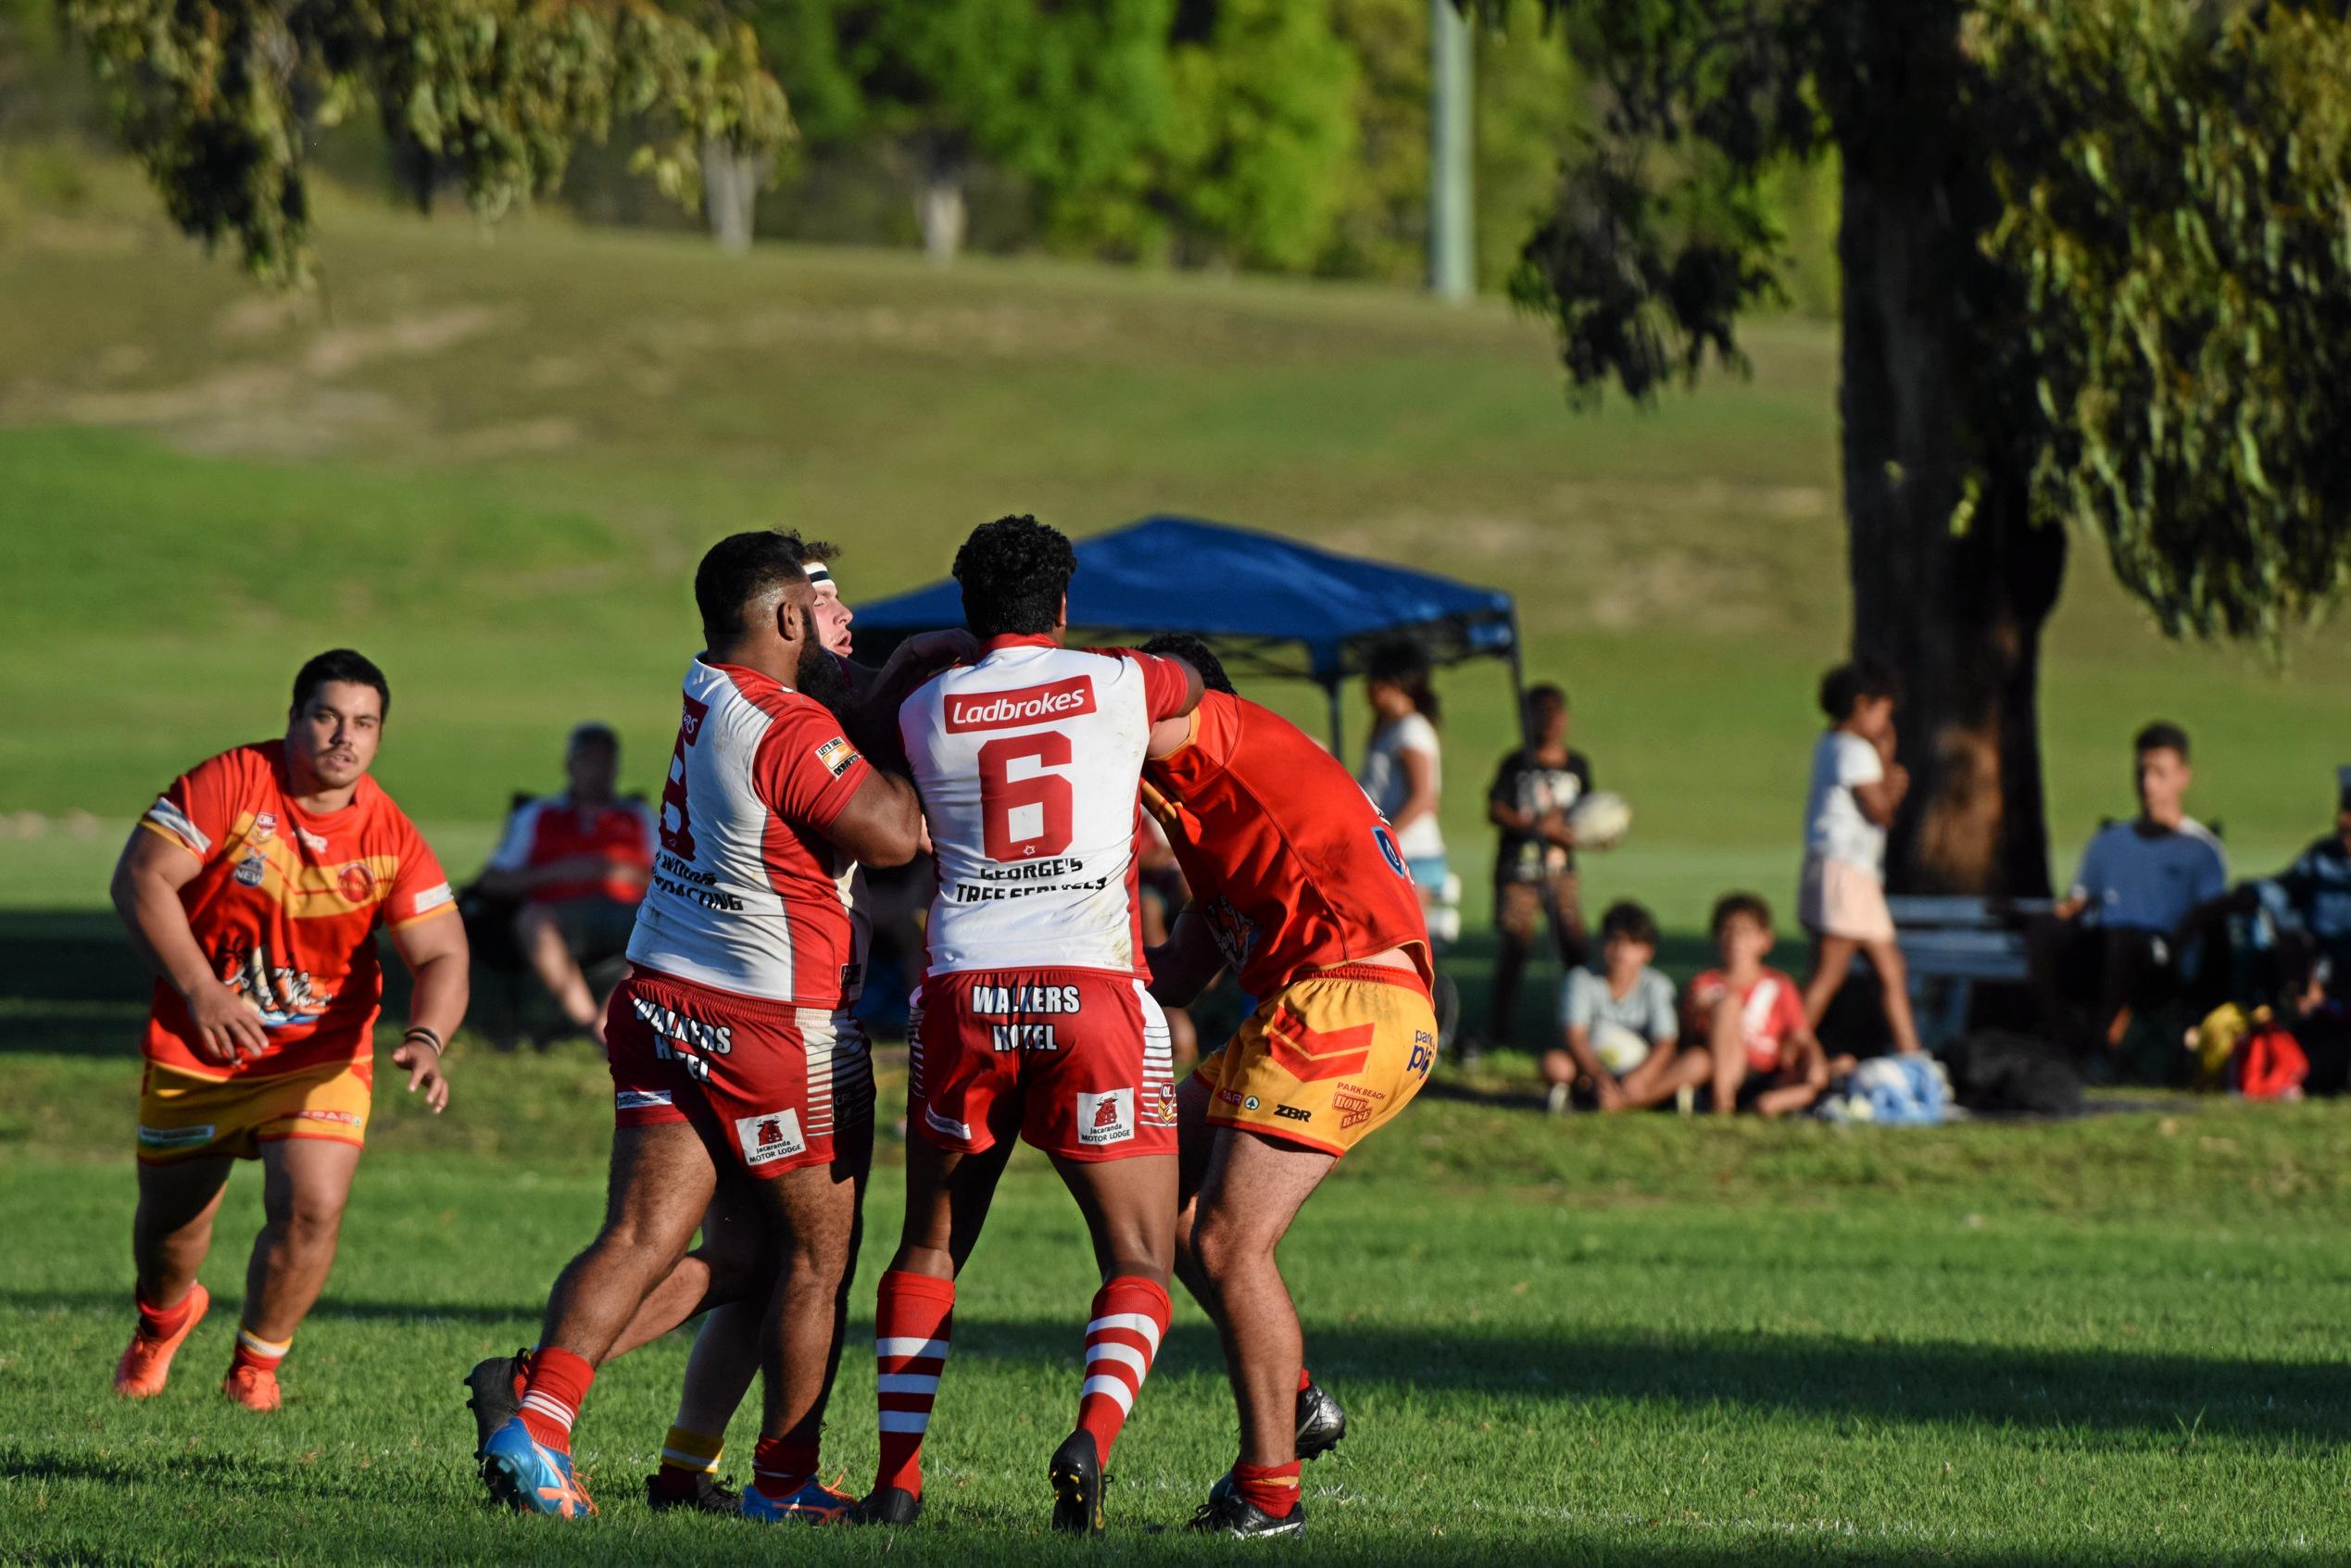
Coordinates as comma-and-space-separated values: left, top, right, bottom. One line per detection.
110, 649, 467, 1413
1136, 634, 1436, 1539
475, 533, 925, 1521
855, 515, 1201, 1535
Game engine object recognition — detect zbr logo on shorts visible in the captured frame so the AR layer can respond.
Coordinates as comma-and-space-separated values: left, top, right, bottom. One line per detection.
1373, 824, 1407, 878
735, 1108, 808, 1167
1076, 1088, 1135, 1147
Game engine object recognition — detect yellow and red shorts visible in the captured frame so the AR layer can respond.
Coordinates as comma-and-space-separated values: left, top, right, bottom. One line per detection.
1196, 965, 1437, 1157
135, 1057, 372, 1163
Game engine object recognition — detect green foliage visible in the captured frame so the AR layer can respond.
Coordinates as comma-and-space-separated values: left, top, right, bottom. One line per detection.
1163, 0, 1360, 271
57, 0, 790, 283
1978, 0, 2351, 642
1504, 0, 2351, 642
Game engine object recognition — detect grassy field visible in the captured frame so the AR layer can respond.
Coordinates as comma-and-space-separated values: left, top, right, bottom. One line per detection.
7, 154, 2351, 1564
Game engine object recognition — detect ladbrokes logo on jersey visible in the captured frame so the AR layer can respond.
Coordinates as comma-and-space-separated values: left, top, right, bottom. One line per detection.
944, 677, 1097, 733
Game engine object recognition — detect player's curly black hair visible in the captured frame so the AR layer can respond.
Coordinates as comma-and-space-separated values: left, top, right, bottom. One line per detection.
1140, 633, 1233, 696
697, 530, 811, 646
953, 514, 1075, 639
293, 648, 390, 721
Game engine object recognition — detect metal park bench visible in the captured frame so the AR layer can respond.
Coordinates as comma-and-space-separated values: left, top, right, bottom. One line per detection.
1887, 895, 2054, 1049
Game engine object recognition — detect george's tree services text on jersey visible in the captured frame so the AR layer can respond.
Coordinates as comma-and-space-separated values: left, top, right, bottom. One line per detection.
627, 656, 873, 1006
900, 637, 1190, 977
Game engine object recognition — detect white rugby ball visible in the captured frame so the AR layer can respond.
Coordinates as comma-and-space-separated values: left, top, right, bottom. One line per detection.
1567, 789, 1632, 851
1590, 1019, 1652, 1075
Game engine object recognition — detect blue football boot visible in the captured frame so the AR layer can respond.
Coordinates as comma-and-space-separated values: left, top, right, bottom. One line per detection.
480, 1415, 596, 1518
742, 1475, 856, 1524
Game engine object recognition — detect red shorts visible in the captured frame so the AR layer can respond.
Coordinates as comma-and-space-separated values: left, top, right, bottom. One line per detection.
912, 968, 1176, 1161
605, 968, 873, 1179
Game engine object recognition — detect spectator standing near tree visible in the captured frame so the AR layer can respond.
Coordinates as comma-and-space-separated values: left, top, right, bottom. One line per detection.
1483, 684, 1591, 1055
1796, 662, 1923, 1056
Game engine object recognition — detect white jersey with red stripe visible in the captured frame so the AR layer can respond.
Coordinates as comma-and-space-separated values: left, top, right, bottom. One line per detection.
627, 655, 874, 1007
900, 635, 1191, 977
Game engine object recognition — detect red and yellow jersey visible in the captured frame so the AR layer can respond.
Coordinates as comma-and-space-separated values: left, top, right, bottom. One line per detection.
139, 742, 456, 1080
1141, 691, 1429, 998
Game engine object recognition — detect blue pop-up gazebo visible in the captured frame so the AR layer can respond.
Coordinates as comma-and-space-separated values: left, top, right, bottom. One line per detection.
852, 515, 1522, 754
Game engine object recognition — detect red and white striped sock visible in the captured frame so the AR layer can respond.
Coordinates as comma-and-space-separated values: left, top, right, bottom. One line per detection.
1074, 1276, 1170, 1464
874, 1269, 954, 1497
228, 1325, 290, 1375
518, 1346, 594, 1453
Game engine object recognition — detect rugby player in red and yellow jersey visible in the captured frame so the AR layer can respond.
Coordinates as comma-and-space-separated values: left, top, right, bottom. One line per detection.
1137, 635, 1436, 1540
109, 649, 469, 1412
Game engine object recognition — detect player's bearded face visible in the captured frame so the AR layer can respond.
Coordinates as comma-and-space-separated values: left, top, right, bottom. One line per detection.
288, 682, 382, 790
795, 605, 853, 713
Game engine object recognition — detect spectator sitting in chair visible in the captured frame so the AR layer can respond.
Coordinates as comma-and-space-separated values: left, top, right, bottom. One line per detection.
473, 722, 654, 1043
2030, 721, 2228, 1060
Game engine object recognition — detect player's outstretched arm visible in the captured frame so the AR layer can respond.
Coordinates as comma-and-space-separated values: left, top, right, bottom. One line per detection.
110, 827, 267, 1063
389, 910, 469, 1114
849, 629, 980, 768
821, 769, 926, 871
1145, 909, 1226, 1009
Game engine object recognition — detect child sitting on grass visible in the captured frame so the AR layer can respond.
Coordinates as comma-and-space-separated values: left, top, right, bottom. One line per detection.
1679, 892, 1845, 1118
1798, 659, 1923, 1056
1544, 899, 1679, 1114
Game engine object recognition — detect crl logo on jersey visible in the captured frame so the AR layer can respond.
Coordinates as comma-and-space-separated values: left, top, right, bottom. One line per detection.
1075, 1088, 1135, 1147
1373, 824, 1407, 878
735, 1109, 807, 1167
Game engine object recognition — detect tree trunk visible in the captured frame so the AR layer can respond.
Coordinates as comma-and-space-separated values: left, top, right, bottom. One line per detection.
700, 138, 759, 254
1838, 6, 2065, 898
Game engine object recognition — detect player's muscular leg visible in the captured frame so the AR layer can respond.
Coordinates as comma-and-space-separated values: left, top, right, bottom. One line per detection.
604, 1174, 776, 1360
1188, 1130, 1335, 1467
1051, 1152, 1178, 1288
516, 904, 599, 1036
241, 1138, 361, 1342
889, 1135, 1014, 1279
133, 1155, 233, 1308
1171, 1074, 1219, 1310
745, 1141, 867, 1443
538, 1123, 718, 1363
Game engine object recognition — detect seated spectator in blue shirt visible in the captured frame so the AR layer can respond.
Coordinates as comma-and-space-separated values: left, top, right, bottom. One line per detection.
2030, 721, 2230, 1059
1543, 900, 1680, 1114
2267, 768, 2351, 988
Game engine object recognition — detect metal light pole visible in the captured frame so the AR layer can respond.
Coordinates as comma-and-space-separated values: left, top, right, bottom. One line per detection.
1428, 0, 1475, 303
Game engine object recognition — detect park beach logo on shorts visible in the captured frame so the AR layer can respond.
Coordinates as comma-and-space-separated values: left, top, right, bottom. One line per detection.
734, 1108, 808, 1167
944, 676, 1097, 733
1076, 1088, 1135, 1147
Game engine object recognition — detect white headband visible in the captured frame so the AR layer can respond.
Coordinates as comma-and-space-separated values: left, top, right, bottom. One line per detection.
802, 559, 833, 586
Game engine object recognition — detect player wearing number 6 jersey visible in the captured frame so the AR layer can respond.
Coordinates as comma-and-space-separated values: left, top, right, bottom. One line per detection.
1135, 635, 1436, 1540
855, 515, 1201, 1536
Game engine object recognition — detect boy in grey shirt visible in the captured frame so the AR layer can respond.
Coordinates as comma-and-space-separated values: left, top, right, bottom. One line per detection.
1544, 900, 1680, 1113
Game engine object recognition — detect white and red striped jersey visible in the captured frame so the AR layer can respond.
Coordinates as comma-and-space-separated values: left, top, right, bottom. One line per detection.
628, 656, 872, 1007
900, 635, 1190, 977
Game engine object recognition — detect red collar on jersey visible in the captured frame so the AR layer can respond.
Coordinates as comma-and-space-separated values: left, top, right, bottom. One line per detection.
980, 633, 1061, 653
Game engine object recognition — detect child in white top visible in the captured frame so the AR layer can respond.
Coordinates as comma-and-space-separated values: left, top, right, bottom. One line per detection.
1797, 659, 1922, 1055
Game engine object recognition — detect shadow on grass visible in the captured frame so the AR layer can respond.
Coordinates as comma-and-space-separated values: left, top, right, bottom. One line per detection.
9, 1292, 2345, 1451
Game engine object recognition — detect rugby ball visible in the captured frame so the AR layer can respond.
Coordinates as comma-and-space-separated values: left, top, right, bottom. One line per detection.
1567, 790, 1632, 851
1590, 1019, 1652, 1075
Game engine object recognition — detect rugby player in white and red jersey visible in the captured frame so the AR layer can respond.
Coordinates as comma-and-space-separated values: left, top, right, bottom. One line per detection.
853, 515, 1201, 1536
476, 533, 928, 1522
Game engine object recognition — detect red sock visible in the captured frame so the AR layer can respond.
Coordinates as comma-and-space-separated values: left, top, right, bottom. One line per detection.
229, 1325, 290, 1374
749, 1436, 820, 1500
518, 1346, 595, 1453
1075, 1276, 1170, 1464
1233, 1459, 1301, 1518
1297, 1366, 1313, 1394
874, 1269, 955, 1497
134, 1287, 195, 1343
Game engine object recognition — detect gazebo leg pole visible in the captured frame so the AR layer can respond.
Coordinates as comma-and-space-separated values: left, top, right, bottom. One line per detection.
1325, 678, 1346, 759
1504, 609, 1530, 747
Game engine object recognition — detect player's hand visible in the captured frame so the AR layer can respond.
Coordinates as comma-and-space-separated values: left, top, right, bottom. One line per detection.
186, 981, 269, 1063
899, 629, 980, 671
394, 1037, 449, 1113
